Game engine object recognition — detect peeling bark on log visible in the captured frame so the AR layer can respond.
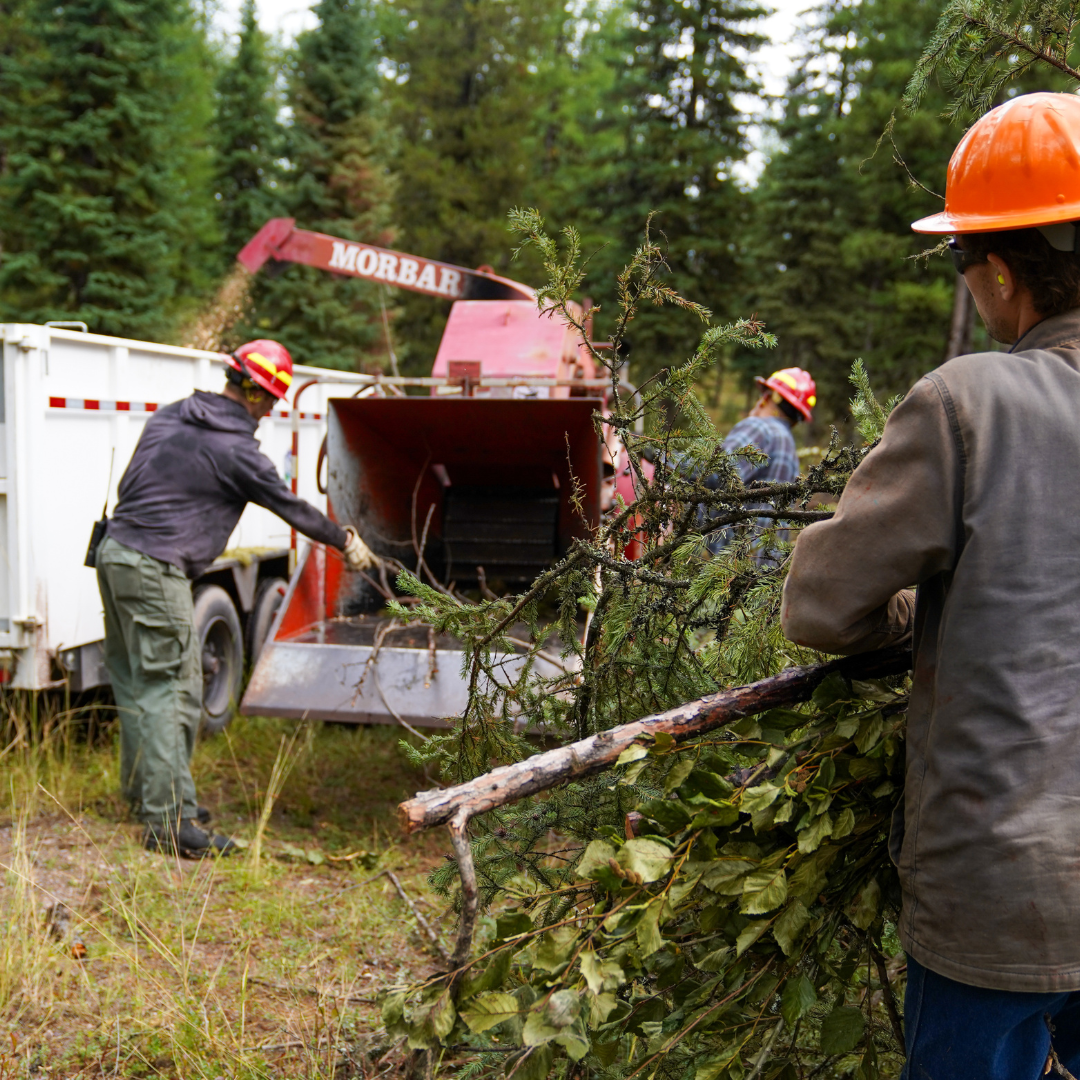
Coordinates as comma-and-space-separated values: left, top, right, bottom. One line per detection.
398, 645, 911, 834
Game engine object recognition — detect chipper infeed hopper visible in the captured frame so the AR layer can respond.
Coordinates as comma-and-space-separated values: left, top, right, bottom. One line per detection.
241, 396, 601, 726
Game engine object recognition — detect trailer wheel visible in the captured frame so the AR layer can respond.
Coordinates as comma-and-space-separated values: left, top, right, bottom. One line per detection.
246, 577, 288, 664
193, 585, 244, 734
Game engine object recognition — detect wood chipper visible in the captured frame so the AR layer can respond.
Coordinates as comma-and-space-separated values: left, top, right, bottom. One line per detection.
237, 220, 619, 726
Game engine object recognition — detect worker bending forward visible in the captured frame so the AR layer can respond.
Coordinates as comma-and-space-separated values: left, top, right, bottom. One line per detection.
782, 93, 1080, 1078
97, 340, 375, 858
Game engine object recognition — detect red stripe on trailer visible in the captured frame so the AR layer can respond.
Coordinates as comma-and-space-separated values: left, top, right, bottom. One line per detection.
49, 397, 159, 412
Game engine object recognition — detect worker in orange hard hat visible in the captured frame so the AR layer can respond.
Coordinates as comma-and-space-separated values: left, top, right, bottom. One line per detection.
697, 366, 815, 559
93, 338, 378, 860
780, 91, 1080, 1079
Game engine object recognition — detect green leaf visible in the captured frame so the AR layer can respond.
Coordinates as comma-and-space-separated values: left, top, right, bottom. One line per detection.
695, 1046, 742, 1080
511, 1045, 554, 1080
576, 839, 617, 880
849, 877, 882, 930
834, 714, 860, 739
740, 783, 782, 816
820, 1005, 866, 1055
690, 804, 741, 829
702, 858, 757, 895
798, 812, 834, 854
663, 757, 696, 793
534, 926, 579, 973
832, 808, 856, 839
617, 838, 673, 882
740, 866, 788, 915
773, 899, 810, 956
854, 712, 885, 754
495, 912, 533, 941
851, 678, 899, 703
735, 920, 769, 957
788, 845, 840, 902
781, 974, 816, 1027
650, 732, 676, 755
588, 991, 619, 1026
580, 951, 624, 994
759, 707, 809, 730
616, 743, 649, 766
465, 948, 513, 995
523, 989, 580, 1045
639, 798, 692, 832
556, 1028, 590, 1062
686, 769, 735, 799
460, 992, 519, 1034
380, 990, 407, 1033
635, 902, 664, 957
812, 673, 850, 708
407, 993, 456, 1049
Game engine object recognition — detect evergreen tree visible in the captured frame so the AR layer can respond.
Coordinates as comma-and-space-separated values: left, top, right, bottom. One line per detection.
228, 0, 395, 371
574, 0, 769, 385
0, 0, 219, 340
741, 0, 960, 426
212, 0, 284, 263
381, 0, 593, 371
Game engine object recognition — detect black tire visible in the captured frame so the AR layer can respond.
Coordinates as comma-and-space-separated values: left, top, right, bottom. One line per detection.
246, 577, 288, 664
193, 584, 244, 735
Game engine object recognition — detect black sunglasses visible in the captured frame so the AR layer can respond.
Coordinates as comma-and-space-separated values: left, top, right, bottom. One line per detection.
948, 238, 986, 275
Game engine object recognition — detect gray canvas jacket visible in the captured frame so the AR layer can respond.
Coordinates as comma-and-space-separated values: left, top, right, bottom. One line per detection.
781, 307, 1080, 993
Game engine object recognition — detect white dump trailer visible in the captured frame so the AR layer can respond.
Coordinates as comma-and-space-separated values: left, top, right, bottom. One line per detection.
0, 322, 364, 726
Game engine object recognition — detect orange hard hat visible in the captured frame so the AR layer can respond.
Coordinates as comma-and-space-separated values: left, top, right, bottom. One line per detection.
912, 92, 1080, 238
228, 340, 294, 400
755, 367, 816, 422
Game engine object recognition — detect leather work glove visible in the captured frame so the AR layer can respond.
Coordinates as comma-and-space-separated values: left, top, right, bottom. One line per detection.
343, 527, 378, 572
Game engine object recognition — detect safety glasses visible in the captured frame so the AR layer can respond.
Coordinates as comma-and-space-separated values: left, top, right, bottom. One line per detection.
948, 238, 986, 275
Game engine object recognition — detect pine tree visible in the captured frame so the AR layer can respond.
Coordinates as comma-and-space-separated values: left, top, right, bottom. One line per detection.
227, 0, 395, 371
380, 0, 591, 372
572, 0, 769, 385
212, 0, 284, 264
741, 0, 961, 426
0, 0, 219, 340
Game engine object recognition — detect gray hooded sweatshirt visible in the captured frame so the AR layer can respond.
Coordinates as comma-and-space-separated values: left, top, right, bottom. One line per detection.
107, 391, 346, 578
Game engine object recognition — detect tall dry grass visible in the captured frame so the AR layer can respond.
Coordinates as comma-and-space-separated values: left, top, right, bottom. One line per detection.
0, 700, 442, 1078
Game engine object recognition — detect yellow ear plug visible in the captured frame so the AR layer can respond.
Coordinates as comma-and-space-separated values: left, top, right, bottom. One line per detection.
998, 274, 1005, 284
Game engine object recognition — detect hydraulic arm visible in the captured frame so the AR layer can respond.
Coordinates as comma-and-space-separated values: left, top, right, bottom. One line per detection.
237, 218, 534, 303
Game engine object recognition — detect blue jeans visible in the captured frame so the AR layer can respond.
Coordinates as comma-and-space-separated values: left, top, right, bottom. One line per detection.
903, 955, 1080, 1079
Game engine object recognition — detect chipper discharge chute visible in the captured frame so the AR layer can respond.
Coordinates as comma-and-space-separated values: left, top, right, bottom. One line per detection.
241, 396, 602, 726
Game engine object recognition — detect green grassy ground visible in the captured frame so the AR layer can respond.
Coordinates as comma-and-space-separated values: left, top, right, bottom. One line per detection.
0, 699, 449, 1079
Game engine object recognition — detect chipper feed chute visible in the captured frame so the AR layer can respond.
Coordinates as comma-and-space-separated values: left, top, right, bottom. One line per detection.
241, 397, 601, 725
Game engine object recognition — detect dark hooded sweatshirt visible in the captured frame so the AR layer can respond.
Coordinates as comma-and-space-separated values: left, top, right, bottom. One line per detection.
107, 391, 347, 578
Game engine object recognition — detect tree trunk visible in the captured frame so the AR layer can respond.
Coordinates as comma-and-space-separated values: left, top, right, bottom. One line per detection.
398, 645, 911, 833
945, 274, 974, 360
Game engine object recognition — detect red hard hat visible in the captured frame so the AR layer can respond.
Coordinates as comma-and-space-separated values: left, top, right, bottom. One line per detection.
755, 367, 816, 422
227, 340, 294, 400
912, 92, 1080, 235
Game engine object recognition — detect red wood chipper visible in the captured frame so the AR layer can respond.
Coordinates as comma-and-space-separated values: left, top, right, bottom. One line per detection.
236, 220, 625, 727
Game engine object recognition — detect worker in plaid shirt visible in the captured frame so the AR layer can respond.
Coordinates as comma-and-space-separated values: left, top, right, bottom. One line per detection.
701, 367, 815, 558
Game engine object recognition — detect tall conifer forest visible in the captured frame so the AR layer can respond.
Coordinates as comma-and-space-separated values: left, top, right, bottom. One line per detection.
0, 0, 985, 421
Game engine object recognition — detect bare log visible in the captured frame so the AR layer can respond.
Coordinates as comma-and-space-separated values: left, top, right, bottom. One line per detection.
399, 645, 911, 834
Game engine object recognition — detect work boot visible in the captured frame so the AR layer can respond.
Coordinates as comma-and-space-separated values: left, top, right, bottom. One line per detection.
196, 806, 211, 825
143, 819, 237, 859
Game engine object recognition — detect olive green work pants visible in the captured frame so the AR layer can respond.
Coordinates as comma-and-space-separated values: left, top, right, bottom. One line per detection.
96, 535, 201, 826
